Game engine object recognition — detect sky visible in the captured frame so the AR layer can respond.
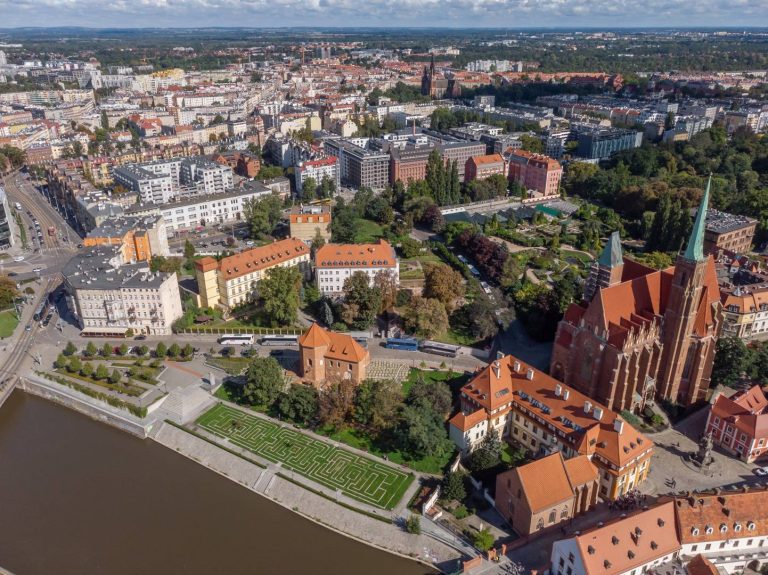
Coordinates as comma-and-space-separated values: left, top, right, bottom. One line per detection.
0, 0, 767, 29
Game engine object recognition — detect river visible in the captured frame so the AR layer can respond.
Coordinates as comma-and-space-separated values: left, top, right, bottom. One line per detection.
0, 392, 435, 575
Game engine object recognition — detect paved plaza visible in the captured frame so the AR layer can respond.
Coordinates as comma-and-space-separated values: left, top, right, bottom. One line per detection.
366, 360, 411, 382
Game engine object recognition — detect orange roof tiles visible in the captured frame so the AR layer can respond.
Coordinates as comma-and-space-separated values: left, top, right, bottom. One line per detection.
315, 240, 397, 269
200, 238, 309, 281
686, 555, 719, 575
573, 502, 680, 575
515, 453, 576, 513
469, 153, 504, 166
298, 323, 368, 363
672, 487, 768, 544
454, 355, 653, 468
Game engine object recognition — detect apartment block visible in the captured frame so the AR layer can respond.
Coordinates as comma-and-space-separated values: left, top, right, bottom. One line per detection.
83, 215, 170, 262
507, 149, 562, 200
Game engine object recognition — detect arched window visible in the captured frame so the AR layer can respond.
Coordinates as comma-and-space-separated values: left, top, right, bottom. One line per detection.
549, 510, 557, 524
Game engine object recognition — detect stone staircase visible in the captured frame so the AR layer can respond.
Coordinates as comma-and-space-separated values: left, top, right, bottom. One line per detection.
155, 385, 216, 425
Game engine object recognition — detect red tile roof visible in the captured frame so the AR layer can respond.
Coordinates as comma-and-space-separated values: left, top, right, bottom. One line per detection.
315, 240, 396, 269
671, 487, 768, 543
196, 238, 309, 281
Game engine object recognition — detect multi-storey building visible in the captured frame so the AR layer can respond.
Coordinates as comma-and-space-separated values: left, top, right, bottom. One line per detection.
507, 149, 562, 200
0, 187, 14, 250
289, 205, 332, 244
576, 128, 642, 160
705, 386, 768, 463
551, 183, 723, 413
113, 164, 175, 204
720, 284, 768, 340
464, 153, 505, 182
63, 244, 183, 336
495, 452, 598, 536
670, 488, 768, 574
83, 215, 169, 262
298, 323, 370, 387
449, 354, 653, 501
212, 151, 261, 178
179, 157, 233, 195
126, 183, 282, 232
389, 144, 434, 184
704, 209, 756, 255
315, 240, 399, 297
295, 156, 340, 196
323, 139, 390, 190
550, 502, 681, 575
195, 238, 310, 309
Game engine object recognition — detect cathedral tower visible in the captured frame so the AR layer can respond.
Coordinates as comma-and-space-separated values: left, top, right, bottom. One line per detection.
583, 231, 624, 302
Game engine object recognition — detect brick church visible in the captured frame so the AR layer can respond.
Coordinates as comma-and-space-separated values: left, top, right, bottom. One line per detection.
551, 179, 723, 413
421, 55, 460, 99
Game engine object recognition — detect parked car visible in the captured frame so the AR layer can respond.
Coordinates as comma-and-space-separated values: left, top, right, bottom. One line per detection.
32, 267, 43, 273
134, 335, 146, 340
12, 256, 24, 262
755, 467, 768, 476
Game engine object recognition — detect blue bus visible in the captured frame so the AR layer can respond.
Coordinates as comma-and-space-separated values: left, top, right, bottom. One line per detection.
385, 337, 419, 351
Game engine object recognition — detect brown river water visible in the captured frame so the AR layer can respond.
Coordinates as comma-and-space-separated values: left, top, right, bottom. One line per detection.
0, 392, 436, 575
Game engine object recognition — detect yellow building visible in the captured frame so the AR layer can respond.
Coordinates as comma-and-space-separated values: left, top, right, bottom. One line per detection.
195, 238, 310, 309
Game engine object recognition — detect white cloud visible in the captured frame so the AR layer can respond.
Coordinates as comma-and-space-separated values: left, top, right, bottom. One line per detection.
0, 0, 765, 27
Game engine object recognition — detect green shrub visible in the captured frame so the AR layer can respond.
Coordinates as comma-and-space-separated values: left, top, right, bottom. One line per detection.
405, 514, 421, 535
453, 504, 469, 519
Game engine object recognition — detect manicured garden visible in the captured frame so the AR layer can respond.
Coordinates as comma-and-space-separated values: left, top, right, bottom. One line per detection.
197, 403, 413, 510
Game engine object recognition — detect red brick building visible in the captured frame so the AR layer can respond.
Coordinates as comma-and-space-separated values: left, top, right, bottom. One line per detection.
705, 386, 768, 463
298, 323, 370, 388
551, 181, 723, 413
213, 151, 261, 178
507, 149, 562, 200
465, 153, 505, 181
389, 145, 433, 184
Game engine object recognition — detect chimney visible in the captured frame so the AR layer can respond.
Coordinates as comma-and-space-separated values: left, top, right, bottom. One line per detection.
513, 360, 521, 372
614, 417, 625, 435
563, 389, 570, 401
526, 368, 534, 380
593, 406, 604, 421
584, 400, 592, 414
494, 361, 501, 379
555, 384, 562, 397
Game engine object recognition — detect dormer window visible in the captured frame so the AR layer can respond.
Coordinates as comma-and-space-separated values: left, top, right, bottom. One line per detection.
720, 524, 728, 534
705, 526, 714, 535
691, 528, 700, 536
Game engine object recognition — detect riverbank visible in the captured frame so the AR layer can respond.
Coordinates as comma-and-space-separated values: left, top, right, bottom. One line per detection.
14, 375, 463, 571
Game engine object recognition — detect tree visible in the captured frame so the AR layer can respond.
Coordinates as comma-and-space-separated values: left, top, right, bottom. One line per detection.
109, 369, 122, 385
407, 375, 453, 416
67, 356, 82, 374
392, 403, 453, 460
63, 341, 77, 356
184, 239, 196, 261
467, 431, 502, 473
259, 266, 302, 327
243, 357, 284, 407
182, 343, 194, 358
276, 384, 319, 426
95, 363, 109, 380
474, 528, 495, 552
340, 272, 381, 330
317, 380, 356, 428
83, 341, 97, 358
136, 345, 148, 357
119, 343, 129, 356
81, 361, 94, 378
442, 471, 467, 502
423, 263, 465, 312
354, 379, 402, 429
0, 275, 20, 309
168, 343, 181, 358
452, 296, 500, 341
301, 176, 317, 201
101, 342, 112, 358
520, 134, 543, 153
405, 515, 421, 535
373, 270, 398, 313
243, 193, 284, 237
54, 353, 67, 369
321, 300, 334, 327
100, 110, 109, 130
403, 296, 449, 339
712, 337, 752, 388
155, 342, 167, 358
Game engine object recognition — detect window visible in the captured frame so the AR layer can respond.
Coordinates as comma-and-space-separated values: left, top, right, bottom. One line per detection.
549, 510, 556, 524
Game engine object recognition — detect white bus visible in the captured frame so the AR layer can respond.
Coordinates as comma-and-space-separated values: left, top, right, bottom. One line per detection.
218, 334, 254, 345
260, 334, 299, 346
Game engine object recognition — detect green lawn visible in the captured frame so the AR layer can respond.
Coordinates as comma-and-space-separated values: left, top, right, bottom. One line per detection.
403, 368, 470, 397
317, 424, 455, 475
207, 356, 251, 375
354, 219, 385, 243
197, 404, 413, 510
0, 310, 19, 338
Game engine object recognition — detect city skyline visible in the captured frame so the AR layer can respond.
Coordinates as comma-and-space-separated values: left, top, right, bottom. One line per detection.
0, 0, 767, 29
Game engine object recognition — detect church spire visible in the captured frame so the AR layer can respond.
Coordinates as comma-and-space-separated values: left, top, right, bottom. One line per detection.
599, 231, 623, 268
683, 175, 711, 262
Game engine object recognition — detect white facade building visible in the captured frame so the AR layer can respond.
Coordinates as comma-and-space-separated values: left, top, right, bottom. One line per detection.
314, 240, 399, 297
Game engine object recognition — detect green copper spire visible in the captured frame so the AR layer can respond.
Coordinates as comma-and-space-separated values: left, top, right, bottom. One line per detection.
599, 230, 623, 268
683, 175, 711, 262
